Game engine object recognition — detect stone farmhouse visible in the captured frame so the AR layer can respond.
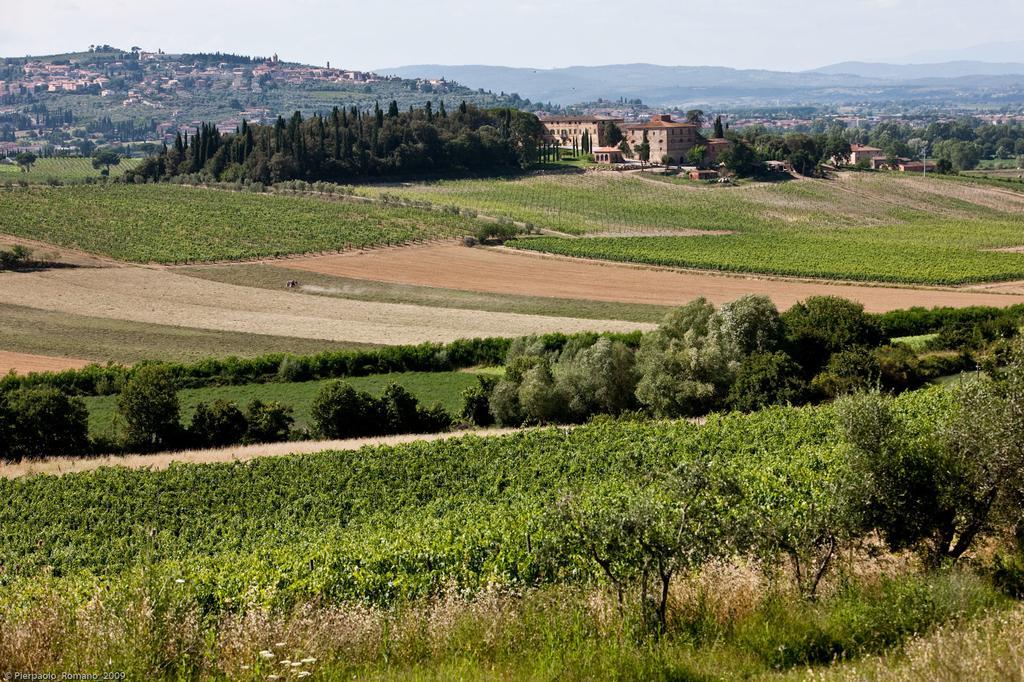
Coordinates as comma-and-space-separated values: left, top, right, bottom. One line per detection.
540, 113, 730, 165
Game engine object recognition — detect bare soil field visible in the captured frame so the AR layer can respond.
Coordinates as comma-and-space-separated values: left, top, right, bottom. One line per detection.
0, 267, 649, 346
0, 350, 92, 375
0, 234, 122, 268
0, 427, 522, 479
282, 242, 1024, 313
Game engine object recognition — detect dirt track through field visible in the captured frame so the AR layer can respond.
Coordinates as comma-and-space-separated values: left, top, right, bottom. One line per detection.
282, 243, 1024, 313
0, 351, 92, 375
0, 428, 523, 479
0, 267, 649, 345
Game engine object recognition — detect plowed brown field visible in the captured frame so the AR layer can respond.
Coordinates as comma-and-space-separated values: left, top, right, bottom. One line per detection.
0, 267, 650, 346
280, 243, 1024, 313
0, 351, 92, 375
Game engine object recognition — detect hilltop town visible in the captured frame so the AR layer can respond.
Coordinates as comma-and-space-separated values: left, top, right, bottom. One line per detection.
0, 46, 529, 156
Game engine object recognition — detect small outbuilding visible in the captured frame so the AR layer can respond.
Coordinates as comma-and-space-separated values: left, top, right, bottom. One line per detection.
593, 146, 625, 164
688, 169, 720, 180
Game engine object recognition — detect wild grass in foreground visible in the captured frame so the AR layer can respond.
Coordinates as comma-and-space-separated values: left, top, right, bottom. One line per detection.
0, 563, 1010, 680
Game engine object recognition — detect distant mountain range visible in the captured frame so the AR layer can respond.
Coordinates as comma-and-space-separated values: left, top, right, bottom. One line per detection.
809, 61, 1024, 80
378, 61, 1024, 107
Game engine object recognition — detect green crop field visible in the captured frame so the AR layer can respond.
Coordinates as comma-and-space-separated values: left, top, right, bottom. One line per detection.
2, 387, 1018, 678
82, 370, 479, 437
0, 156, 141, 181
0, 184, 479, 263
365, 172, 1024, 284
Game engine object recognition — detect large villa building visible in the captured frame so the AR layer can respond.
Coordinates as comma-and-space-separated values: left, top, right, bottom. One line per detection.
540, 113, 730, 166
624, 114, 700, 163
539, 115, 624, 149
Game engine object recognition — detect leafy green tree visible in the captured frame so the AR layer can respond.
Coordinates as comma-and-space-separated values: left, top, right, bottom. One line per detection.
117, 365, 181, 451
685, 109, 706, 127
489, 357, 536, 426
189, 399, 248, 447
687, 145, 707, 167
554, 337, 638, 421
0, 245, 32, 270
91, 148, 121, 175
311, 382, 382, 439
546, 460, 732, 632
782, 296, 884, 375
734, 417, 858, 597
635, 299, 740, 417
637, 131, 650, 165
1, 387, 89, 460
718, 294, 784, 356
812, 347, 882, 398
822, 134, 852, 167
727, 352, 808, 412
518, 359, 563, 424
718, 139, 762, 177
243, 399, 294, 443
14, 152, 36, 173
461, 376, 497, 426
837, 363, 1024, 567
788, 148, 818, 176
600, 120, 624, 147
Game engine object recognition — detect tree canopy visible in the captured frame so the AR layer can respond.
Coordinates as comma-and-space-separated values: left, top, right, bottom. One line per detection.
131, 102, 546, 184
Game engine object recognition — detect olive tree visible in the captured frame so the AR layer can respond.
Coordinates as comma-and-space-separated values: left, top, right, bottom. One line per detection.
546, 459, 732, 633
837, 360, 1024, 567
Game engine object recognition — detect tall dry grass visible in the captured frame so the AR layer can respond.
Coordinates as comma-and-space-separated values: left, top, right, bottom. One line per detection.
2, 551, 1004, 680
805, 605, 1024, 681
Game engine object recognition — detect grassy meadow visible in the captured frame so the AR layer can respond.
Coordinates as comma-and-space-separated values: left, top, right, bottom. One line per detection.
0, 184, 479, 262
364, 172, 1024, 284
82, 370, 480, 437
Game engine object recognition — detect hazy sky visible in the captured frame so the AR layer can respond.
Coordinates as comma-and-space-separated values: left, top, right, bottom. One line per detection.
4, 0, 1024, 72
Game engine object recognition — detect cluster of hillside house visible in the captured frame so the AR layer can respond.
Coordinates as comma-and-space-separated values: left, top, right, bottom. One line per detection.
848, 144, 935, 173
539, 114, 731, 169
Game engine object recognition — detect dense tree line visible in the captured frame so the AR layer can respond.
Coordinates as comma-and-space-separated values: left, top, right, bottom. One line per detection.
3, 300, 1019, 461
720, 116, 1024, 176
131, 102, 546, 184
468, 295, 1017, 427
718, 127, 853, 177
